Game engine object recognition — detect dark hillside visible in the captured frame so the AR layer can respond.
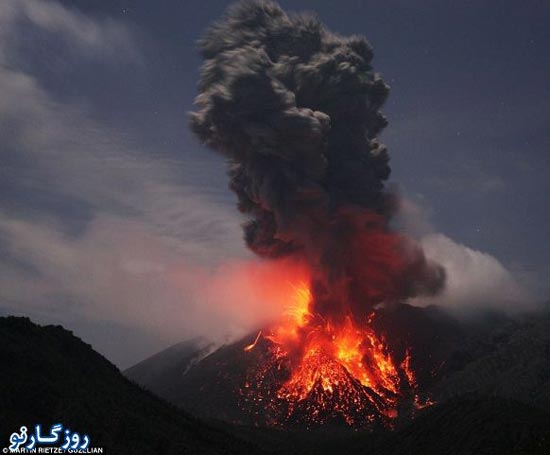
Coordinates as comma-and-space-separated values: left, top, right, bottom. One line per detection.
0, 317, 258, 454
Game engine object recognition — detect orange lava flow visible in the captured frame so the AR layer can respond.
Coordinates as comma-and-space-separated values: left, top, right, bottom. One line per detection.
242, 280, 427, 426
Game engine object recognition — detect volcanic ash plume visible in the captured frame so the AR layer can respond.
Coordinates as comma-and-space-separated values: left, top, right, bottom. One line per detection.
190, 0, 448, 427
190, 0, 445, 320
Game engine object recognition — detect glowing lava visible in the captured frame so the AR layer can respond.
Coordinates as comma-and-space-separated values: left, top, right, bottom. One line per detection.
242, 280, 430, 428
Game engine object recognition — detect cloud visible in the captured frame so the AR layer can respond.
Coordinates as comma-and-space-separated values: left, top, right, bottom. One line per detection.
0, 213, 251, 336
0, 0, 140, 63
0, 0, 258, 367
0, 210, 306, 368
396, 196, 534, 314
412, 233, 532, 313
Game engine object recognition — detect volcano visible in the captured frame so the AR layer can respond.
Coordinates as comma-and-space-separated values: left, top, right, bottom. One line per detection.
126, 304, 463, 428
124, 304, 550, 454
236, 284, 440, 428
183, 0, 447, 426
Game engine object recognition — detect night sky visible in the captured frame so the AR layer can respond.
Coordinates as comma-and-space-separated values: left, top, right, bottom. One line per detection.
1, 0, 549, 368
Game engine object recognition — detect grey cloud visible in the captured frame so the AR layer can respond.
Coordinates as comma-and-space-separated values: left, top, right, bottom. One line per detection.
413, 233, 533, 314
0, 0, 252, 367
396, 196, 534, 314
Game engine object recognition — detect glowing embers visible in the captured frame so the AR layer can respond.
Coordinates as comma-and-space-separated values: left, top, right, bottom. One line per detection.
276, 349, 385, 426
241, 281, 427, 428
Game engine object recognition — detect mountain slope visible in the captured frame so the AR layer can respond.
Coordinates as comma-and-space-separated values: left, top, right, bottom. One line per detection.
125, 336, 215, 400
124, 304, 465, 425
0, 317, 259, 454
123, 306, 550, 454
432, 312, 550, 409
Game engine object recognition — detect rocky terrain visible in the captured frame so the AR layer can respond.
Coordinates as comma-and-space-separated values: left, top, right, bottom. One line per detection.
3, 308, 550, 454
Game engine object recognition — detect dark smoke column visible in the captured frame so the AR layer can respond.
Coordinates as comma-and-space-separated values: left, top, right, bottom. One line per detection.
190, 0, 445, 317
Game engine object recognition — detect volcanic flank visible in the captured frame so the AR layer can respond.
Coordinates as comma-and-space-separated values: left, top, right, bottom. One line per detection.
189, 0, 446, 428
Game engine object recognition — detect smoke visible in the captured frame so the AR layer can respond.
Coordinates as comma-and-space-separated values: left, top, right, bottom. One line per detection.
190, 0, 445, 318
416, 234, 532, 314
394, 196, 534, 314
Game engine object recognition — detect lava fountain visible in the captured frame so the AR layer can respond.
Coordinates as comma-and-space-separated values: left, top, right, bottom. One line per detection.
240, 256, 432, 428
189, 0, 445, 428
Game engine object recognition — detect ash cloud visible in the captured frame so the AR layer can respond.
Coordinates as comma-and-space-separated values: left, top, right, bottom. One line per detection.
396, 197, 535, 314
190, 0, 445, 316
417, 233, 532, 314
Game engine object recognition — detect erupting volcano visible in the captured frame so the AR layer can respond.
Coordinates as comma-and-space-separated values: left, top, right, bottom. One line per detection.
240, 277, 434, 428
190, 0, 446, 428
